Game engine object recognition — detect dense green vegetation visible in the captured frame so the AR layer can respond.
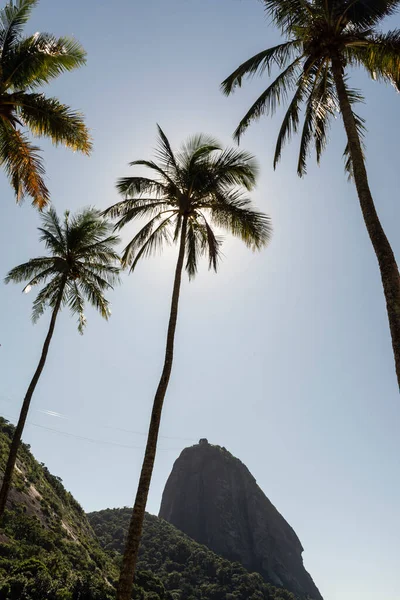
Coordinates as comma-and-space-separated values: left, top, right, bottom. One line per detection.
89, 508, 298, 600
0, 417, 117, 599
0, 419, 298, 600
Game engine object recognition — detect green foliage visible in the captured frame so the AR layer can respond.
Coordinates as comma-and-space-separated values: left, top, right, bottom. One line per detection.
221, 0, 400, 176
5, 207, 121, 333
0, 0, 91, 207
104, 125, 272, 278
88, 508, 298, 600
0, 418, 118, 600
0, 421, 298, 600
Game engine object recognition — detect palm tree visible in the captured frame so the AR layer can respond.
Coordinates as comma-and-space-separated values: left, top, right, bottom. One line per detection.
104, 125, 272, 600
0, 207, 120, 519
222, 0, 400, 389
0, 0, 91, 208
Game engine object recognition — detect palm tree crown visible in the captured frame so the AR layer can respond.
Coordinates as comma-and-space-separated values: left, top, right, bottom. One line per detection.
222, 0, 400, 175
105, 125, 272, 276
0, 0, 92, 208
5, 207, 120, 332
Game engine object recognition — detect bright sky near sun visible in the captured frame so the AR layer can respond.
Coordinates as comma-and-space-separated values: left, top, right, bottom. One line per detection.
0, 1, 399, 599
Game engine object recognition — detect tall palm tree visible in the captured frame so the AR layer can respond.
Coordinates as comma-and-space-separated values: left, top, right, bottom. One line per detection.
0, 207, 120, 518
222, 0, 400, 389
104, 125, 272, 600
0, 0, 91, 208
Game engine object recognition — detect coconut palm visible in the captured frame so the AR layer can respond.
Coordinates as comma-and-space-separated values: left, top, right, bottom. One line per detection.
0, 207, 120, 519
0, 0, 91, 208
222, 0, 400, 389
104, 125, 272, 600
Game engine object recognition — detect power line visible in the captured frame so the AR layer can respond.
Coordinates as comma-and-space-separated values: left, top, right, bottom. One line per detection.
0, 412, 186, 452
0, 395, 197, 443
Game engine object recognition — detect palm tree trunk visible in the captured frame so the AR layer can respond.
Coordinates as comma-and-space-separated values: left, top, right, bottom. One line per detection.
116, 216, 188, 600
0, 279, 65, 520
332, 56, 400, 390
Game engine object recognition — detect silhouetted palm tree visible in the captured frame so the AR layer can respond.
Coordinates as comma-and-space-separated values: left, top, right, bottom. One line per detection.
104, 125, 272, 600
222, 0, 400, 389
0, 208, 120, 518
0, 0, 91, 208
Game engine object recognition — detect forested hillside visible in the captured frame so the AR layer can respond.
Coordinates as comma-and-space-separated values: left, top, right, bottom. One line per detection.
0, 417, 298, 600
89, 508, 299, 600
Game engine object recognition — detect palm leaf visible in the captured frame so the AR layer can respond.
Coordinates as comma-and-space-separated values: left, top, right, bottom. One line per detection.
262, 0, 313, 31
233, 57, 304, 141
197, 212, 223, 272
4, 256, 54, 284
116, 176, 167, 199
31, 275, 63, 323
15, 93, 91, 153
348, 30, 400, 87
221, 40, 302, 94
122, 214, 175, 272
154, 124, 180, 176
3, 34, 86, 90
0, 0, 37, 58
7, 207, 120, 330
208, 191, 272, 250
0, 121, 49, 207
274, 73, 308, 167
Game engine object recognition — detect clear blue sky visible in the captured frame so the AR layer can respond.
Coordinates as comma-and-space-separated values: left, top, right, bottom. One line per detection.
1, 1, 399, 599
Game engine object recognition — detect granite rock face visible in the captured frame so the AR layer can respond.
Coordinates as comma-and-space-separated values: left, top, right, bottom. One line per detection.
159, 439, 322, 600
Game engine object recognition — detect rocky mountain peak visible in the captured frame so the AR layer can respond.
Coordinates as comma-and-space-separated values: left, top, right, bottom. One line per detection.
159, 440, 322, 600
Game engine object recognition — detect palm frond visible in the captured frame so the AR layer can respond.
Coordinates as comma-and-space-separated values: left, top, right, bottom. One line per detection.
297, 95, 315, 176
76, 262, 120, 288
104, 198, 175, 229
154, 124, 180, 177
274, 73, 308, 167
0, 0, 37, 58
197, 212, 223, 272
348, 29, 400, 87
3, 33, 86, 90
74, 236, 121, 262
177, 134, 221, 173
338, 0, 400, 28
173, 214, 182, 242
312, 65, 337, 164
4, 256, 54, 284
7, 207, 120, 330
37, 208, 68, 255
296, 63, 329, 176
78, 278, 111, 321
221, 40, 302, 94
115, 176, 167, 199
208, 147, 259, 191
128, 160, 177, 188
31, 275, 63, 323
343, 110, 367, 178
185, 219, 201, 279
66, 281, 86, 334
15, 93, 91, 153
207, 191, 272, 250
0, 121, 49, 207
106, 128, 270, 278
262, 0, 314, 31
233, 57, 303, 141
122, 214, 175, 272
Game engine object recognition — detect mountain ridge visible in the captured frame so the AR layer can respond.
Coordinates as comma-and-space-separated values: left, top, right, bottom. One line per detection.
159, 439, 322, 600
0, 417, 302, 600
